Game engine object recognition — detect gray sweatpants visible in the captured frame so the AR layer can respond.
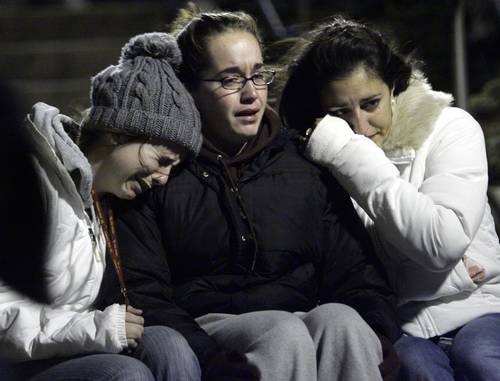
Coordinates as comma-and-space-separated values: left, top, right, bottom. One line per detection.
196, 303, 383, 381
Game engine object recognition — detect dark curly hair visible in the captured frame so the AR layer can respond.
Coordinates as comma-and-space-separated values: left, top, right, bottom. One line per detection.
279, 16, 417, 133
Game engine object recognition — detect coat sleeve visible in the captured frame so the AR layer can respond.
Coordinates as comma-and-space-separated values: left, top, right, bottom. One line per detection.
307, 111, 488, 271
0, 287, 127, 361
104, 191, 223, 372
318, 175, 401, 343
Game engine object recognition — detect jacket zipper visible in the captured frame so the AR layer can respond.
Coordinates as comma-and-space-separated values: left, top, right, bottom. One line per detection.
216, 154, 258, 272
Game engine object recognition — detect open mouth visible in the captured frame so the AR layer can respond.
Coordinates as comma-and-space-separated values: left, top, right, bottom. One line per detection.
235, 108, 259, 121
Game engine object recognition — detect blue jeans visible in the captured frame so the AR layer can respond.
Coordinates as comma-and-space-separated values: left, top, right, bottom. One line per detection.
0, 358, 20, 381
395, 313, 500, 381
18, 326, 201, 381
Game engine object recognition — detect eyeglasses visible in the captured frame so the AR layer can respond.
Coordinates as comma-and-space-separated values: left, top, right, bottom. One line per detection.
200, 70, 276, 90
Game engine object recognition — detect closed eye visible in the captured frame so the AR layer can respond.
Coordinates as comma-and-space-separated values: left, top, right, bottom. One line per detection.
361, 98, 380, 111
327, 107, 350, 117
158, 157, 175, 167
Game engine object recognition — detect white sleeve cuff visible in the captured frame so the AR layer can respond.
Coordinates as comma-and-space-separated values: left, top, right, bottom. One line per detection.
112, 303, 128, 349
305, 115, 354, 166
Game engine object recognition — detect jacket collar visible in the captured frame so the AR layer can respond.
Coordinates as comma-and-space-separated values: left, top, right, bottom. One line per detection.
198, 107, 282, 180
200, 106, 281, 164
381, 72, 453, 162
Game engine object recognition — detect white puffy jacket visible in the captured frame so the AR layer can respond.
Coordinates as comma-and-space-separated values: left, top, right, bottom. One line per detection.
0, 112, 127, 361
306, 73, 500, 338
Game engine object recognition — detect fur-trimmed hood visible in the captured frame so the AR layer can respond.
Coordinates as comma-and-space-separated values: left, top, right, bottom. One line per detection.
381, 72, 453, 160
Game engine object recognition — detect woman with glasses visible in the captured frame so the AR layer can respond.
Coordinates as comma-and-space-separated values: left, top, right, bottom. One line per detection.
99, 3, 403, 381
0, 32, 203, 380
280, 16, 500, 381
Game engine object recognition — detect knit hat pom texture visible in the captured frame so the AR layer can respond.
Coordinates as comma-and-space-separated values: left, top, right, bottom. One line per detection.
119, 32, 182, 69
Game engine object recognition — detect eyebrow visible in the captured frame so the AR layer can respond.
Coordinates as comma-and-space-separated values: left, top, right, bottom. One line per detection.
327, 94, 382, 109
215, 63, 264, 76
361, 94, 382, 103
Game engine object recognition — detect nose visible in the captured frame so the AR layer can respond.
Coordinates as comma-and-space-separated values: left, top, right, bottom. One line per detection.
151, 167, 172, 187
240, 79, 258, 103
350, 109, 371, 136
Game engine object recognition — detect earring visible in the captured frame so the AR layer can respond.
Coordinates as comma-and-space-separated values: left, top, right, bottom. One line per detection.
390, 91, 396, 117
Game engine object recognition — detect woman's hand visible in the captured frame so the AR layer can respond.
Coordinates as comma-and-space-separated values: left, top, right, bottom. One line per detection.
463, 255, 486, 283
125, 305, 144, 348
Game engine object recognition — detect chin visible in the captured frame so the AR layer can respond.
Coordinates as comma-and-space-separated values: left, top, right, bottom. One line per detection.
239, 123, 260, 138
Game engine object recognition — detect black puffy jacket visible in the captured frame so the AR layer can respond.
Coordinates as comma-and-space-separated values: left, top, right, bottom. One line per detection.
98, 111, 401, 372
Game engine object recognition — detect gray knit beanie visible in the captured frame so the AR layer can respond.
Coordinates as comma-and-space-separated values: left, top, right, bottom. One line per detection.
85, 32, 202, 157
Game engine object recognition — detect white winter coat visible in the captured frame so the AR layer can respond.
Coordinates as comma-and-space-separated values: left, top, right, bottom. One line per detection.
0, 113, 128, 361
306, 73, 500, 338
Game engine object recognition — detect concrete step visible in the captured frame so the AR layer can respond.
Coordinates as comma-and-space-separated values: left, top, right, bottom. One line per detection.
1, 2, 176, 113
10, 77, 91, 115
0, 2, 170, 42
1, 38, 127, 80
